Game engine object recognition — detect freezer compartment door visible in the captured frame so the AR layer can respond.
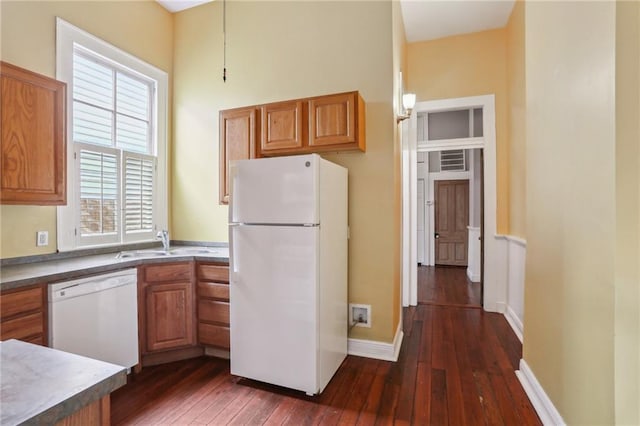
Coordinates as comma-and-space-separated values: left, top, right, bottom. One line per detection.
230, 225, 319, 394
230, 154, 319, 225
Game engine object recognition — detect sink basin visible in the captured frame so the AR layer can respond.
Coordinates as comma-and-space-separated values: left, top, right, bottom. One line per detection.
116, 247, 226, 259
169, 248, 216, 255
116, 250, 169, 259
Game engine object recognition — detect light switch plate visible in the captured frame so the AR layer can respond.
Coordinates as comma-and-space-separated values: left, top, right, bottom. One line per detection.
36, 231, 49, 247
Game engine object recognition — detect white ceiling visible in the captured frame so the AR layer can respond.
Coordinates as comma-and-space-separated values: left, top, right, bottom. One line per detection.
156, 0, 212, 13
400, 0, 515, 42
155, 0, 515, 43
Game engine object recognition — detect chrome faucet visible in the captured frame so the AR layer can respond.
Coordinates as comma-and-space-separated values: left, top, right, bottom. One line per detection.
156, 230, 170, 251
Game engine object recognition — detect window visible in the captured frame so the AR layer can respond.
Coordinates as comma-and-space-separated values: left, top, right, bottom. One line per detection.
57, 19, 167, 250
417, 107, 484, 143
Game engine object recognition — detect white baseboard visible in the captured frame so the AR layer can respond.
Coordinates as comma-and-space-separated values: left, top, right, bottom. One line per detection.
493, 301, 507, 314
516, 359, 566, 426
505, 305, 523, 342
348, 321, 404, 361
466, 268, 481, 282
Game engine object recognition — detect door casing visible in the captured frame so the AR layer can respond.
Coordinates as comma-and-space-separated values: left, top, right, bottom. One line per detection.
402, 94, 501, 312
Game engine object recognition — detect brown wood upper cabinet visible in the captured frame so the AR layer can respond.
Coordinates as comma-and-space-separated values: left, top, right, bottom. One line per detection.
257, 91, 365, 156
260, 100, 305, 153
218, 91, 365, 204
1, 61, 66, 205
219, 107, 257, 204
309, 91, 364, 151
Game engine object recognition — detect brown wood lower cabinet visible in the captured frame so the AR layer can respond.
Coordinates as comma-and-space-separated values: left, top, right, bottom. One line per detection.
0, 284, 47, 345
139, 262, 200, 366
197, 263, 230, 349
145, 282, 194, 352
138, 260, 230, 367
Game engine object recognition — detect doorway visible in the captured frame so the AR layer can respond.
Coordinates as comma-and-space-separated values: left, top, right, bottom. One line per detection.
416, 147, 483, 308
402, 94, 500, 312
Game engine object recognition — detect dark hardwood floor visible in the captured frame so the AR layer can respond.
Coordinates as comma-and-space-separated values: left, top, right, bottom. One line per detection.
418, 265, 481, 308
111, 306, 540, 425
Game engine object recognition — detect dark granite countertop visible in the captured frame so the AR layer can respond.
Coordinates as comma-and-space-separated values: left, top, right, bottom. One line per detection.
0, 247, 229, 291
0, 339, 127, 425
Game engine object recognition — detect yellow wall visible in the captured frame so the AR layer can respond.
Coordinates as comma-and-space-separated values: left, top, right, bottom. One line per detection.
615, 1, 640, 423
173, 1, 399, 342
406, 29, 509, 234
522, 1, 616, 423
0, 0, 173, 259
391, 0, 407, 339
506, 0, 526, 239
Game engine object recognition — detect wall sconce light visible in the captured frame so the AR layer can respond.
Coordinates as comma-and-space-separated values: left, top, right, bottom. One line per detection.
397, 93, 416, 123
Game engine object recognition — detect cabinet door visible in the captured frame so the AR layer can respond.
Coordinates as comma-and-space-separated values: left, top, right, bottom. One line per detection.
1, 61, 66, 205
145, 282, 194, 352
309, 91, 364, 151
219, 107, 256, 204
260, 101, 304, 154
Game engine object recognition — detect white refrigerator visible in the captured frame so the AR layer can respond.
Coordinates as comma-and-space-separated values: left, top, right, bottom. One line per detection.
228, 154, 348, 395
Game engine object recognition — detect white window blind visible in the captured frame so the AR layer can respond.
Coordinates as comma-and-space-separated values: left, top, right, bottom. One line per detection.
124, 154, 155, 234
57, 19, 168, 252
78, 145, 119, 241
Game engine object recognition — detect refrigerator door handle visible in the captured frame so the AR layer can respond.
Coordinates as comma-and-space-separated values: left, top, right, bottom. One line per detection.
228, 163, 238, 222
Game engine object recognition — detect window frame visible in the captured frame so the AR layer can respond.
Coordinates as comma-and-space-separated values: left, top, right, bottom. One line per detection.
56, 18, 168, 251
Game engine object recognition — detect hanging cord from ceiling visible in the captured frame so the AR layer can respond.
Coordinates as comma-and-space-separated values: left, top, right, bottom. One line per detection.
222, 0, 227, 82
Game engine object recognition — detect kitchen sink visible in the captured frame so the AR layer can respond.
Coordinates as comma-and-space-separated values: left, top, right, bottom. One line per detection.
169, 248, 217, 255
116, 250, 169, 258
116, 247, 225, 259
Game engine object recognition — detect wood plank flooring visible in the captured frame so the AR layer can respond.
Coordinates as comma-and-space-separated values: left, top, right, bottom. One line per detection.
111, 305, 540, 425
418, 266, 481, 307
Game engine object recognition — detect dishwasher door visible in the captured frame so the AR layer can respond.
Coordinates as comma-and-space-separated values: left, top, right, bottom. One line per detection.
49, 268, 138, 368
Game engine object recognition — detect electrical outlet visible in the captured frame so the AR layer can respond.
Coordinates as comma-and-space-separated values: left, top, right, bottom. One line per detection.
349, 303, 371, 328
36, 231, 49, 247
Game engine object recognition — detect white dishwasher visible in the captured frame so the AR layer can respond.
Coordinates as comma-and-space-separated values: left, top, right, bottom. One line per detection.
49, 268, 138, 368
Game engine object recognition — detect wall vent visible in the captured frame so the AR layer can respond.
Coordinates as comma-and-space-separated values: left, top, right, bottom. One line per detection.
440, 149, 466, 171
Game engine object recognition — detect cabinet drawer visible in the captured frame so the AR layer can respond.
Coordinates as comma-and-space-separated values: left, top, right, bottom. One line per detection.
0, 312, 44, 341
0, 287, 43, 319
198, 300, 229, 325
198, 323, 230, 349
197, 282, 229, 300
198, 264, 229, 283
145, 263, 192, 283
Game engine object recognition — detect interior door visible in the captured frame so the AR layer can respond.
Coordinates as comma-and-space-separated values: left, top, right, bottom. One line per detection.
435, 180, 469, 266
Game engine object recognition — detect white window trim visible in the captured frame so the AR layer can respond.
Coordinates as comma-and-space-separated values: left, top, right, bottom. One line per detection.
56, 18, 168, 251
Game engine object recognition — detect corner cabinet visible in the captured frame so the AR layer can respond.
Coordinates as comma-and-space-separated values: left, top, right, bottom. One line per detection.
139, 262, 200, 366
0, 61, 66, 205
219, 107, 257, 204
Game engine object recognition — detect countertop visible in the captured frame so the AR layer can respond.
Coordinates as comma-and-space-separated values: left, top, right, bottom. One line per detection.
0, 339, 127, 425
0, 247, 230, 291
